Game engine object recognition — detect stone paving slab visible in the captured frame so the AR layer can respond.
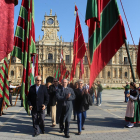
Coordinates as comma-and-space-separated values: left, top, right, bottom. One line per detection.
0, 90, 140, 140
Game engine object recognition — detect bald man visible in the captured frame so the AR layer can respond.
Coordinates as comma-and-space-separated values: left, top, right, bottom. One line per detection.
28, 76, 49, 137
56, 79, 75, 138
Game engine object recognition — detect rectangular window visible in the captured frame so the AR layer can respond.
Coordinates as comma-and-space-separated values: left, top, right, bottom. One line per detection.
125, 72, 127, 77
108, 71, 110, 77
66, 55, 70, 63
84, 56, 88, 64
124, 57, 128, 64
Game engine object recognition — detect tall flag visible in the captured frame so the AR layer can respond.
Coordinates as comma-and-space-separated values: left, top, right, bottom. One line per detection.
64, 70, 70, 79
0, 57, 9, 108
137, 40, 140, 79
0, 0, 18, 61
59, 50, 67, 81
85, 0, 127, 87
79, 58, 84, 79
70, 5, 87, 81
11, 0, 36, 114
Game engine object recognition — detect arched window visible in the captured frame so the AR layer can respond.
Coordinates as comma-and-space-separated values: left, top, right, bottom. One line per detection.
48, 53, 53, 60
11, 70, 14, 76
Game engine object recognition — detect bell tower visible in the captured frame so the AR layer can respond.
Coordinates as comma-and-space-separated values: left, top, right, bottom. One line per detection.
41, 9, 60, 44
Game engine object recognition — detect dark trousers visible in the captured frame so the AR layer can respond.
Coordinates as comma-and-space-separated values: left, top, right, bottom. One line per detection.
0, 98, 3, 114
9, 93, 12, 105
77, 111, 86, 132
47, 103, 50, 115
31, 110, 45, 134
59, 106, 70, 135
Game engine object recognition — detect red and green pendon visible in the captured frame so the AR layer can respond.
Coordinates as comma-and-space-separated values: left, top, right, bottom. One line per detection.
85, 0, 127, 87
11, 0, 36, 115
0, 57, 9, 108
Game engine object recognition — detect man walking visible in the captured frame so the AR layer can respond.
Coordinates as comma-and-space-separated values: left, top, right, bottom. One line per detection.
49, 78, 62, 127
27, 76, 49, 137
97, 81, 103, 106
56, 79, 75, 138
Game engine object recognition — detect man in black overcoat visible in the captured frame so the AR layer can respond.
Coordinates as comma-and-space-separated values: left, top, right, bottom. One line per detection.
28, 76, 49, 137
56, 79, 75, 138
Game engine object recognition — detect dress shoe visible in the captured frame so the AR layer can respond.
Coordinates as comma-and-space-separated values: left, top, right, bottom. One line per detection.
78, 132, 81, 135
65, 134, 70, 138
42, 130, 45, 134
82, 127, 85, 130
59, 129, 63, 133
33, 133, 40, 137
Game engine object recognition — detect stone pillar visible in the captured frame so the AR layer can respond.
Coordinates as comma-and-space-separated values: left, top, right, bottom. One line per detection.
116, 68, 118, 79
132, 50, 135, 65
43, 48, 45, 61
76, 66, 78, 78
111, 66, 113, 83
42, 65, 45, 84
15, 66, 17, 82
128, 67, 130, 81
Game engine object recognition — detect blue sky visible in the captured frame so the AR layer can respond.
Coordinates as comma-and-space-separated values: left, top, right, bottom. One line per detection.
14, 0, 140, 45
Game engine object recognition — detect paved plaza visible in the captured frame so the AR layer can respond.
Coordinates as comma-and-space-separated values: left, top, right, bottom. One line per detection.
0, 90, 140, 140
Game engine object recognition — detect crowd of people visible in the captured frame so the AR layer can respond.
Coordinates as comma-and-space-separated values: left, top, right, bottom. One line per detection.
3, 76, 140, 137
27, 75, 103, 138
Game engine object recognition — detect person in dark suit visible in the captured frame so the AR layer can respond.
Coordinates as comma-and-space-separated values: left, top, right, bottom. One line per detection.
56, 79, 75, 138
27, 76, 49, 137
49, 78, 62, 127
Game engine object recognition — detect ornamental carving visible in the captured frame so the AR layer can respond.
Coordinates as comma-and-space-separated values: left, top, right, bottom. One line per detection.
45, 29, 55, 40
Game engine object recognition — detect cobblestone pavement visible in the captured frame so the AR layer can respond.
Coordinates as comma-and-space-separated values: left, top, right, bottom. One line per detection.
0, 90, 140, 140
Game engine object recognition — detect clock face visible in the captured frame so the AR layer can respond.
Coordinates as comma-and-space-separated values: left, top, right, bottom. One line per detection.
47, 18, 54, 25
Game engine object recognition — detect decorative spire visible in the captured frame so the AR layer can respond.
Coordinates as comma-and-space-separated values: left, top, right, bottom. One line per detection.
50, 9, 52, 15
60, 36, 62, 41
45, 12, 47, 16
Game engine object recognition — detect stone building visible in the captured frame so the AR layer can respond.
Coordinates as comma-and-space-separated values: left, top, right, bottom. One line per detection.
2, 10, 139, 87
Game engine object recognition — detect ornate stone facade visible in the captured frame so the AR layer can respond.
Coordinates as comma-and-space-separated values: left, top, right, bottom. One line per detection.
2, 10, 139, 87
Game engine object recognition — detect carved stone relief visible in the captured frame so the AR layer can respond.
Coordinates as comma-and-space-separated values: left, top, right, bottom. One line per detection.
45, 29, 55, 40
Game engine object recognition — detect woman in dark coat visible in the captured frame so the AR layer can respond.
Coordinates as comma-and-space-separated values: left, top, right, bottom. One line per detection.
74, 80, 89, 135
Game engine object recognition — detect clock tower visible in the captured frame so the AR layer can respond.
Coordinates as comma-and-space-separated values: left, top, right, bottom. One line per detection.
41, 9, 60, 45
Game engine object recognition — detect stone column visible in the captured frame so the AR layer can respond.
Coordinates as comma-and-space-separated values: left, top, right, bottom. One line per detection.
42, 65, 45, 84
111, 66, 113, 83
116, 68, 119, 79
76, 66, 78, 78
132, 50, 135, 65
15, 66, 17, 83
42, 48, 45, 61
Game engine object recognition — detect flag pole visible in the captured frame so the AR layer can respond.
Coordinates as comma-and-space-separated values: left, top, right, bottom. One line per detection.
86, 37, 91, 70
124, 39, 136, 82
